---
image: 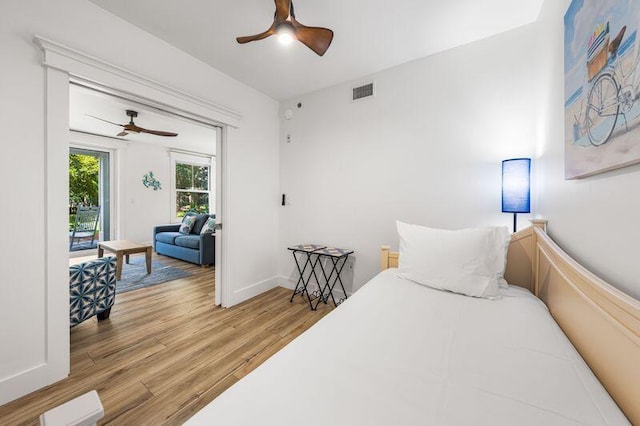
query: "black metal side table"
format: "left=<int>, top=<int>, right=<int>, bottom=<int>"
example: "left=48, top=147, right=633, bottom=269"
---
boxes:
left=312, top=247, right=354, bottom=310
left=288, top=244, right=354, bottom=311
left=288, top=244, right=326, bottom=310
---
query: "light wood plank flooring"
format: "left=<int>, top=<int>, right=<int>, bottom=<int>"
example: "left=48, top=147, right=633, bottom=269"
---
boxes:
left=0, top=253, right=332, bottom=425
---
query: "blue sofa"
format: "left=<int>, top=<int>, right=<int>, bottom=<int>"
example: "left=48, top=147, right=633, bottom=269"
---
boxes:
left=70, top=257, right=117, bottom=327
left=153, top=213, right=215, bottom=266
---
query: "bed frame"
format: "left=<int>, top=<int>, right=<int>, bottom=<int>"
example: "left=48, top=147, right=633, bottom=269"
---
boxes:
left=381, top=220, right=640, bottom=424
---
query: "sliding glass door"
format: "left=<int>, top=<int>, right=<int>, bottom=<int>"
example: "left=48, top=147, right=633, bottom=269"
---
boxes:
left=69, top=147, right=110, bottom=251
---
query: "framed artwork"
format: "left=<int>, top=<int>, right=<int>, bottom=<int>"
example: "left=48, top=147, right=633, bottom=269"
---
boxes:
left=565, top=0, right=640, bottom=179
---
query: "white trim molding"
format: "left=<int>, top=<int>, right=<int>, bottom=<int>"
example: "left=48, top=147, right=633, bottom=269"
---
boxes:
left=33, top=35, right=242, bottom=128
left=231, top=277, right=282, bottom=307
left=169, top=148, right=214, bottom=159
left=0, top=65, right=71, bottom=407
left=214, top=127, right=227, bottom=307
left=279, top=276, right=297, bottom=290
left=169, top=150, right=213, bottom=165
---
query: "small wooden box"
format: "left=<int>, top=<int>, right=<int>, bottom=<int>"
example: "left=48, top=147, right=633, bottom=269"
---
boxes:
left=587, top=41, right=609, bottom=81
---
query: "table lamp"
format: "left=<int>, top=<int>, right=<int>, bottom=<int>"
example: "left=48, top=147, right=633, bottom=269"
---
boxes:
left=502, top=158, right=531, bottom=232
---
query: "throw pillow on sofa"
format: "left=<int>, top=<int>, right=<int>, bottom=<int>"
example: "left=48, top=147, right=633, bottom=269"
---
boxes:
left=179, top=215, right=196, bottom=234
left=201, top=217, right=216, bottom=235
left=192, top=213, right=210, bottom=234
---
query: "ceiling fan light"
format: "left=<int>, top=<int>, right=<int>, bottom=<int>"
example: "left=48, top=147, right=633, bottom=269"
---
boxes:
left=276, top=23, right=295, bottom=45
left=278, top=32, right=294, bottom=44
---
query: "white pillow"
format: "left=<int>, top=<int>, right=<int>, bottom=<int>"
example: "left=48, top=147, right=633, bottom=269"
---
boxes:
left=396, top=222, right=510, bottom=299
left=200, top=217, right=216, bottom=235
left=491, top=226, right=511, bottom=288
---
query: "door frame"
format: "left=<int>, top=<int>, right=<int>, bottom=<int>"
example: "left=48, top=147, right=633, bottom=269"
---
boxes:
left=214, top=126, right=228, bottom=306
left=5, top=35, right=240, bottom=404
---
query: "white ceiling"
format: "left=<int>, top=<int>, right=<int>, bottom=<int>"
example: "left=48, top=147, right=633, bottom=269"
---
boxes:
left=89, top=0, right=544, bottom=101
left=69, top=84, right=217, bottom=153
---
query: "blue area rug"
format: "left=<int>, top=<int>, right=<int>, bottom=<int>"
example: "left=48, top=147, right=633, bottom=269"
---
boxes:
left=69, top=240, right=99, bottom=252
left=116, top=258, right=192, bottom=294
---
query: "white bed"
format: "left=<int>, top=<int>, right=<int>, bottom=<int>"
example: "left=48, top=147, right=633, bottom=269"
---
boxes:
left=186, top=223, right=639, bottom=425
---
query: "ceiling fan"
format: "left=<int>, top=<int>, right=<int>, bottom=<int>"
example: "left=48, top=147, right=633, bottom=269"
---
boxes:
left=87, top=110, right=178, bottom=137
left=236, top=0, right=334, bottom=56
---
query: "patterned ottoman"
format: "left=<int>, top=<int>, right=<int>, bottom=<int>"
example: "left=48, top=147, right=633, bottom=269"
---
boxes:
left=69, top=257, right=117, bottom=327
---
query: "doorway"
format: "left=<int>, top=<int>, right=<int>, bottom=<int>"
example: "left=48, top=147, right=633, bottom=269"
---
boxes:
left=68, top=81, right=225, bottom=300
left=68, top=147, right=111, bottom=251
left=10, top=36, right=238, bottom=407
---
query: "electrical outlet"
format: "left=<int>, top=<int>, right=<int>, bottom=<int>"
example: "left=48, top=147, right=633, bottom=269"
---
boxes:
left=286, top=134, right=291, bottom=144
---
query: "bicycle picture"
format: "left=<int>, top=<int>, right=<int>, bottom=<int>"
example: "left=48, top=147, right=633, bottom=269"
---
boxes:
left=565, top=0, right=640, bottom=178
left=585, top=24, right=640, bottom=146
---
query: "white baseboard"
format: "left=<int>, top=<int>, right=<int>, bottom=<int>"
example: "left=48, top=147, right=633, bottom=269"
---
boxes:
left=229, top=275, right=354, bottom=309
left=0, top=362, right=68, bottom=406
left=230, top=276, right=281, bottom=306
left=278, top=276, right=296, bottom=290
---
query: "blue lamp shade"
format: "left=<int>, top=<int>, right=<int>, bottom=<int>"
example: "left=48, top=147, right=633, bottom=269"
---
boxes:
left=502, top=158, right=531, bottom=213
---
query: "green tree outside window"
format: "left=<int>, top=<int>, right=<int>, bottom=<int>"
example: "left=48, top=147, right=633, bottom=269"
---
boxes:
left=175, top=162, right=210, bottom=218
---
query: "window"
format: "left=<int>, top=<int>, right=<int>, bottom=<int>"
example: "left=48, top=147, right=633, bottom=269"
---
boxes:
left=174, top=161, right=211, bottom=218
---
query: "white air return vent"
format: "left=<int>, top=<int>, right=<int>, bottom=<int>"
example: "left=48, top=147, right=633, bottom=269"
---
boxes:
left=351, top=82, right=375, bottom=102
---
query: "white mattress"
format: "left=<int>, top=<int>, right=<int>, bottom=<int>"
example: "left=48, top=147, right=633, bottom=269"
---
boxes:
left=186, top=269, right=629, bottom=425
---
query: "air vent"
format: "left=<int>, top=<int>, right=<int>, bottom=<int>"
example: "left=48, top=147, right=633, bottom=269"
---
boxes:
left=351, top=82, right=375, bottom=102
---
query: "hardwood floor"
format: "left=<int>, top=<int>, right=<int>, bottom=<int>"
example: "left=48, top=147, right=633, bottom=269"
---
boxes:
left=0, top=253, right=332, bottom=425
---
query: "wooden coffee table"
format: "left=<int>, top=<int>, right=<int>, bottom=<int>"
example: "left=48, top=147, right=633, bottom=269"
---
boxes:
left=98, top=240, right=152, bottom=281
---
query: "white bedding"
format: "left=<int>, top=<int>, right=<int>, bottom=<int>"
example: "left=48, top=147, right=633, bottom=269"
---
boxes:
left=186, top=269, right=629, bottom=425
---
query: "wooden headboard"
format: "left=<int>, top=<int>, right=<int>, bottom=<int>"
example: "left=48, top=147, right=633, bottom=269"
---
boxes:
left=380, top=221, right=640, bottom=424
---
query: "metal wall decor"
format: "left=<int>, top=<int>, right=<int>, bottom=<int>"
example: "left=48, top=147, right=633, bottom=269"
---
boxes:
left=142, top=171, right=162, bottom=190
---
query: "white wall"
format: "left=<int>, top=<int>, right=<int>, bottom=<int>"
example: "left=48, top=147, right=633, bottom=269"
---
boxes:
left=0, top=0, right=279, bottom=404
left=123, top=144, right=177, bottom=243
left=536, top=0, right=640, bottom=299
left=278, top=25, right=539, bottom=293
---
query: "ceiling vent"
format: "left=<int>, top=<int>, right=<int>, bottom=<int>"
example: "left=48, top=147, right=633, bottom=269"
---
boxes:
left=351, top=82, right=375, bottom=102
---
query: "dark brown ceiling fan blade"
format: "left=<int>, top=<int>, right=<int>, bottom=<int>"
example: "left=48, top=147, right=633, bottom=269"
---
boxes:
left=116, top=131, right=129, bottom=137
left=291, top=20, right=334, bottom=56
left=86, top=114, right=124, bottom=128
left=137, top=127, right=179, bottom=137
left=124, top=123, right=178, bottom=137
left=236, top=26, right=275, bottom=44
